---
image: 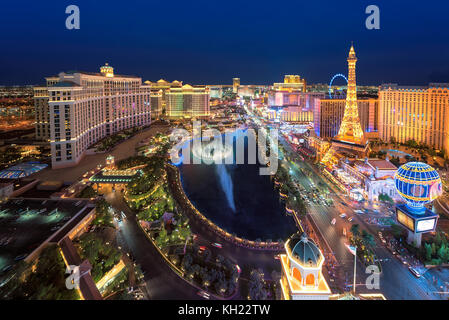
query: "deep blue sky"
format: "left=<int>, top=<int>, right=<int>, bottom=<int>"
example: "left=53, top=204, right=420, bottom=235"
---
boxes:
left=1, top=0, right=448, bottom=86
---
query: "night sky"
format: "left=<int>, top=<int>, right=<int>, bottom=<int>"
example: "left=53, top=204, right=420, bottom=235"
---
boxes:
left=1, top=0, right=448, bottom=86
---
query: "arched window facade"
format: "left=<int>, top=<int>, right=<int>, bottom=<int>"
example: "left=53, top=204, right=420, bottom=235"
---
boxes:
left=306, top=273, right=315, bottom=286
left=292, top=267, right=302, bottom=284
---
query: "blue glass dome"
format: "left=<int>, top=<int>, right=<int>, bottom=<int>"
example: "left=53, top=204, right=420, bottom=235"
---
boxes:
left=394, top=162, right=442, bottom=209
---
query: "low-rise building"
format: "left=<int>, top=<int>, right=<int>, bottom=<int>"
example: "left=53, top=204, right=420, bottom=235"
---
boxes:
left=280, top=233, right=332, bottom=300
left=330, top=157, right=400, bottom=202
left=0, top=183, right=13, bottom=200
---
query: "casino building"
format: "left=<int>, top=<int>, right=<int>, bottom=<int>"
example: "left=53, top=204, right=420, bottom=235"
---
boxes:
left=166, top=84, right=210, bottom=119
left=379, top=83, right=449, bottom=157
left=266, top=76, right=322, bottom=123
left=34, top=64, right=152, bottom=169
left=280, top=233, right=332, bottom=300
left=313, top=98, right=378, bottom=139
left=330, top=157, right=400, bottom=202
left=144, top=79, right=183, bottom=119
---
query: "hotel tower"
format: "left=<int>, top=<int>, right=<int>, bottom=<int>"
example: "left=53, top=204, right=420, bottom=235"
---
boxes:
left=34, top=64, right=152, bottom=169
left=379, top=83, right=449, bottom=157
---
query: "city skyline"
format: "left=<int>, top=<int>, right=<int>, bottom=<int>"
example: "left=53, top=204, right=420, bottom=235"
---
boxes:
left=1, top=1, right=449, bottom=86
left=1, top=0, right=449, bottom=306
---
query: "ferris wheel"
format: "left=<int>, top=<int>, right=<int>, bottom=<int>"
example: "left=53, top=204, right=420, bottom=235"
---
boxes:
left=329, top=73, right=348, bottom=99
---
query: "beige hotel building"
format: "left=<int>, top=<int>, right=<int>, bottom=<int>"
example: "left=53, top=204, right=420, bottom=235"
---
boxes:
left=144, top=79, right=183, bottom=119
left=34, top=64, right=152, bottom=169
left=378, top=83, right=449, bottom=157
left=166, top=84, right=210, bottom=119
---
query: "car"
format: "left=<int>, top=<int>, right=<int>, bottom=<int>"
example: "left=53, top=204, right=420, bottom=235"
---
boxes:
left=212, top=243, right=222, bottom=249
left=14, top=254, right=27, bottom=261
left=331, top=218, right=336, bottom=225
left=342, top=228, right=347, bottom=236
left=1, top=265, right=12, bottom=274
left=348, top=217, right=354, bottom=222
left=197, top=290, right=210, bottom=299
left=236, top=265, right=241, bottom=274
left=339, top=213, right=347, bottom=219
left=199, top=246, right=207, bottom=251
left=409, top=267, right=421, bottom=278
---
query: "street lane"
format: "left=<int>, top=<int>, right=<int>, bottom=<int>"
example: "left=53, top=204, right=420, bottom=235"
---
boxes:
left=106, top=192, right=202, bottom=300
left=279, top=135, right=441, bottom=299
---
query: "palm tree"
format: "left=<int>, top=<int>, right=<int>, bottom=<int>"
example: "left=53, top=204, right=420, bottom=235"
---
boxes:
left=362, top=230, right=375, bottom=247
left=350, top=224, right=361, bottom=239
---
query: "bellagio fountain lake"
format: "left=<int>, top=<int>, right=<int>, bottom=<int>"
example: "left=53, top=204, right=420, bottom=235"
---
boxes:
left=177, top=130, right=297, bottom=241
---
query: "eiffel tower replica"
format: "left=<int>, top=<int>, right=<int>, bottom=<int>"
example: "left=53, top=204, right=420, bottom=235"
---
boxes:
left=321, top=44, right=369, bottom=167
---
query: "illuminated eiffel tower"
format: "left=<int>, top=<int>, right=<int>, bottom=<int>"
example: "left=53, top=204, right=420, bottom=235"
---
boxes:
left=321, top=44, right=368, bottom=166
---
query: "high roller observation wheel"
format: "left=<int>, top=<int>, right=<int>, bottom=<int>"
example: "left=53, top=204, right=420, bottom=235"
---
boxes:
left=329, top=74, right=348, bottom=99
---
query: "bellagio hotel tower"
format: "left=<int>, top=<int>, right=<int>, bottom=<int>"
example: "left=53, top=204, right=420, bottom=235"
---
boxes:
left=34, top=64, right=151, bottom=169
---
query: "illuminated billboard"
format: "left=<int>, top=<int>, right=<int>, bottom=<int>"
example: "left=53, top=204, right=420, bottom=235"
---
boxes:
left=396, top=205, right=438, bottom=234
left=397, top=208, right=414, bottom=232
left=416, top=219, right=437, bottom=233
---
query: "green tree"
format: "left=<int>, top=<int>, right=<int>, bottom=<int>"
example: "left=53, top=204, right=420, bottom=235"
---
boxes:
left=362, top=230, right=375, bottom=247
left=248, top=269, right=267, bottom=300
left=424, top=243, right=432, bottom=262
left=350, top=224, right=361, bottom=239
left=25, top=245, right=79, bottom=300
left=391, top=224, right=404, bottom=239
left=78, top=185, right=97, bottom=198
left=437, top=243, right=449, bottom=263
left=93, top=199, right=114, bottom=227
left=379, top=193, right=394, bottom=204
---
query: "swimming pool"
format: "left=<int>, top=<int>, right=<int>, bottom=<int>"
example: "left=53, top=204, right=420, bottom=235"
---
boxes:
left=382, top=149, right=413, bottom=159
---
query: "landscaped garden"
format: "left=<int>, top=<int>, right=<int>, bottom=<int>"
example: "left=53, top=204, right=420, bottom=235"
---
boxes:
left=92, top=198, right=115, bottom=228
left=178, top=245, right=239, bottom=297
left=0, top=245, right=79, bottom=300
left=77, top=232, right=122, bottom=283
left=370, top=138, right=448, bottom=169
left=350, top=224, right=381, bottom=270
left=121, top=151, right=241, bottom=298
left=78, top=185, right=97, bottom=199
left=94, top=127, right=144, bottom=152
left=273, top=163, right=306, bottom=217
left=421, top=232, right=449, bottom=266
left=395, top=231, right=449, bottom=266
left=125, top=156, right=175, bottom=222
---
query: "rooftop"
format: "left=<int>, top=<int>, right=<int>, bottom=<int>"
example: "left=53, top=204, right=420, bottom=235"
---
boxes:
left=0, top=198, right=92, bottom=272
left=287, top=233, right=323, bottom=268
left=0, top=162, right=48, bottom=179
